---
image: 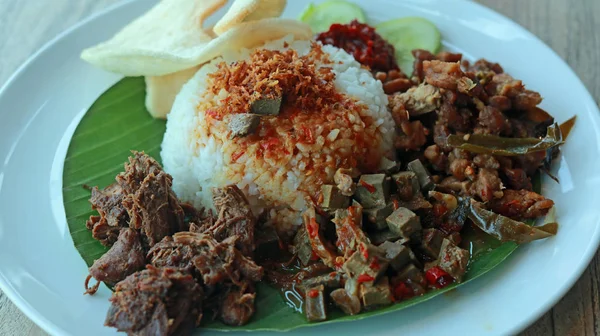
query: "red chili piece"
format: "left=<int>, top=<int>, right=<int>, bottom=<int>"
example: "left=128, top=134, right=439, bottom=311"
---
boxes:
left=369, top=258, right=380, bottom=271
left=310, top=250, right=320, bottom=261
left=307, top=289, right=320, bottom=298
left=357, top=274, right=375, bottom=283
left=316, top=20, right=399, bottom=73
left=393, top=282, right=414, bottom=300
left=392, top=199, right=399, bottom=210
left=359, top=243, right=369, bottom=260
left=359, top=180, right=376, bottom=193
left=307, top=217, right=319, bottom=238
left=425, top=266, right=454, bottom=289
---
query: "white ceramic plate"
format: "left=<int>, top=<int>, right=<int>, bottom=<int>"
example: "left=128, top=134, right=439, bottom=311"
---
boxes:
left=1, top=0, right=599, bottom=335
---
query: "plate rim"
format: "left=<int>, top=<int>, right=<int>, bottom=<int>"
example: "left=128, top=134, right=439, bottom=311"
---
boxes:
left=0, top=0, right=598, bottom=335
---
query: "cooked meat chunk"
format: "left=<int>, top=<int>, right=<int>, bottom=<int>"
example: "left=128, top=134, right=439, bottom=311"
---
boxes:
left=208, top=185, right=256, bottom=256
left=412, top=49, right=436, bottom=81
left=360, top=277, right=393, bottom=308
left=123, top=171, right=185, bottom=247
left=390, top=83, right=441, bottom=116
left=219, top=281, right=257, bottom=326
left=330, top=288, right=361, bottom=315
left=301, top=272, right=343, bottom=291
left=89, top=228, right=146, bottom=286
left=378, top=240, right=414, bottom=271
left=503, top=168, right=532, bottom=190
left=305, top=285, right=327, bottom=322
left=436, top=51, right=462, bottom=63
left=392, top=171, right=420, bottom=201
left=423, top=60, right=465, bottom=90
left=407, top=159, right=434, bottom=191
left=87, top=152, right=186, bottom=249
left=436, top=239, right=470, bottom=282
left=87, top=215, right=121, bottom=246
left=488, top=95, right=512, bottom=111
left=105, top=266, right=203, bottom=336
left=488, top=189, right=554, bottom=220
left=513, top=90, right=543, bottom=110
left=472, top=154, right=500, bottom=170
left=397, top=264, right=426, bottom=286
left=420, top=228, right=445, bottom=258
left=469, top=168, right=504, bottom=202
left=424, top=144, right=448, bottom=171
left=89, top=182, right=128, bottom=228
left=364, top=202, right=395, bottom=230
left=433, top=123, right=452, bottom=151
left=320, top=185, right=350, bottom=209
left=116, top=151, right=163, bottom=195
left=386, top=207, right=421, bottom=241
left=148, top=232, right=263, bottom=286
left=438, top=176, right=470, bottom=194
left=354, top=174, right=390, bottom=208
left=395, top=120, right=429, bottom=151
left=475, top=106, right=509, bottom=135
left=437, top=101, right=471, bottom=133
left=468, top=59, right=504, bottom=74
left=250, top=96, right=282, bottom=116
left=343, top=244, right=389, bottom=281
left=228, top=113, right=260, bottom=138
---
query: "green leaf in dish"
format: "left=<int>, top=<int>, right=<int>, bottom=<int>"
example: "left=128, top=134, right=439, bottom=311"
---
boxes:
left=376, top=17, right=442, bottom=76
left=64, top=77, right=542, bottom=331
left=446, top=123, right=564, bottom=156
left=299, top=0, right=366, bottom=33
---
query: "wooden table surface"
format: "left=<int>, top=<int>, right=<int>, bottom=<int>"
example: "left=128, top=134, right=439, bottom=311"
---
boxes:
left=0, top=0, right=599, bottom=335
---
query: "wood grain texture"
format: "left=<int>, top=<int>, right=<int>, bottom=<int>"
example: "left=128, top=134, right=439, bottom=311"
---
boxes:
left=0, top=0, right=598, bottom=335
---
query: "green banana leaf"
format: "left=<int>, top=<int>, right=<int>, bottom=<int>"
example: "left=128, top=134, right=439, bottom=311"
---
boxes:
left=63, top=77, right=538, bottom=331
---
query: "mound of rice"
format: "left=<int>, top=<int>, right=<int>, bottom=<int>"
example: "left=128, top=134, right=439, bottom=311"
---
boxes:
left=161, top=36, right=395, bottom=235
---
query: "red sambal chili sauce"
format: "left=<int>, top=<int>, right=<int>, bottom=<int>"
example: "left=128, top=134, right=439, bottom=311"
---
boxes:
left=316, top=20, right=399, bottom=73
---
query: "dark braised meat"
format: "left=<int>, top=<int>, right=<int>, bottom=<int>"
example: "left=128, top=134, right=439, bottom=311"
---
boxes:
left=88, top=228, right=146, bottom=287
left=89, top=182, right=128, bottom=228
left=148, top=231, right=263, bottom=326
left=86, top=215, right=121, bottom=247
left=105, top=266, right=203, bottom=336
left=87, top=183, right=128, bottom=246
left=123, top=170, right=185, bottom=247
left=148, top=232, right=263, bottom=286
left=200, top=185, right=257, bottom=256
left=86, top=151, right=186, bottom=249
left=219, top=281, right=257, bottom=326
left=116, top=151, right=163, bottom=195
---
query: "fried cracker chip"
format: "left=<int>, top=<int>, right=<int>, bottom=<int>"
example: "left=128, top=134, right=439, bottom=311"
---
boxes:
left=81, top=0, right=227, bottom=76
left=81, top=0, right=308, bottom=77
left=145, top=65, right=202, bottom=119
left=213, top=0, right=287, bottom=35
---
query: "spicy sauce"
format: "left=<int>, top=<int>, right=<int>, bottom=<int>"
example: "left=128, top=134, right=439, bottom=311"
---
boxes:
left=317, top=20, right=399, bottom=73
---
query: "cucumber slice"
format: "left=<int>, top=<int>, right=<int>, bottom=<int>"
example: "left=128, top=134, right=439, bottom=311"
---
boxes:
left=299, top=0, right=366, bottom=33
left=376, top=17, right=442, bottom=76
